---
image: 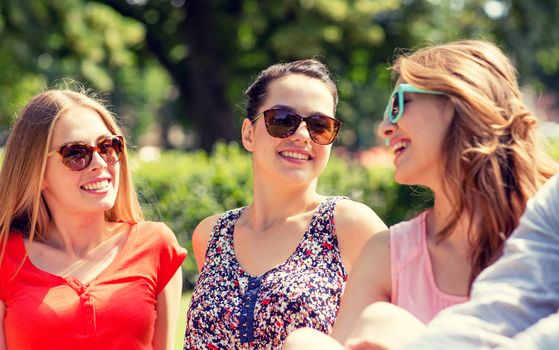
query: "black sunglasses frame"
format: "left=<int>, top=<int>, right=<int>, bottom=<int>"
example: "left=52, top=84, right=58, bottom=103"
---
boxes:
left=252, top=108, right=341, bottom=145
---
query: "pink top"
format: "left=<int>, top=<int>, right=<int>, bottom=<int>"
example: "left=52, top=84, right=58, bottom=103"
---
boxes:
left=390, top=211, right=468, bottom=324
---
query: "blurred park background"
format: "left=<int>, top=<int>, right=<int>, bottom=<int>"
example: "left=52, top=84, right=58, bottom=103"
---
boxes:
left=2, top=0, right=559, bottom=293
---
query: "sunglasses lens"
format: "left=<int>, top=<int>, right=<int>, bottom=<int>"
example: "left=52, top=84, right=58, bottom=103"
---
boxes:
left=260, top=109, right=339, bottom=145
left=59, top=144, right=93, bottom=171
left=57, top=136, right=124, bottom=171
left=390, top=93, right=400, bottom=122
left=306, top=115, right=340, bottom=145
left=263, top=109, right=301, bottom=138
left=98, top=136, right=124, bottom=164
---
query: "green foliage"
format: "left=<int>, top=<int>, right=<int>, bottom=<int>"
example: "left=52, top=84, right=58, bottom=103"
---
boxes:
left=318, top=153, right=433, bottom=226
left=2, top=0, right=559, bottom=150
left=0, top=0, right=173, bottom=143
left=133, top=143, right=254, bottom=287
left=175, top=291, right=192, bottom=349
left=133, top=143, right=432, bottom=288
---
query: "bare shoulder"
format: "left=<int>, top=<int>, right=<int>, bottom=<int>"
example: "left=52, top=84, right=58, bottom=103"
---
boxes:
left=192, top=213, right=222, bottom=249
left=333, top=199, right=388, bottom=272
left=191, top=213, right=223, bottom=271
left=350, top=228, right=392, bottom=274
left=334, top=199, right=387, bottom=233
left=362, top=229, right=391, bottom=261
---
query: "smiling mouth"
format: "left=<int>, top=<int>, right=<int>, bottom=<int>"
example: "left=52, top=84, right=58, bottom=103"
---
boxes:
left=81, top=179, right=110, bottom=191
left=279, top=151, right=312, bottom=160
left=392, top=141, right=409, bottom=156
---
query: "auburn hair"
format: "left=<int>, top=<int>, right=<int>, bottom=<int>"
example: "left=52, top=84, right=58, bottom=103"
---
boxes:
left=392, top=40, right=557, bottom=286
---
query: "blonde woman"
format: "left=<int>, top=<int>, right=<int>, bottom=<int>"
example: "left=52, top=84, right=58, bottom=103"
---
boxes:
left=0, top=89, right=186, bottom=350
left=285, top=40, right=557, bottom=349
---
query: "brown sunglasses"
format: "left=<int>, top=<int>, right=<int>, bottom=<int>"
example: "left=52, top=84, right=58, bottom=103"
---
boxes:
left=252, top=108, right=341, bottom=145
left=47, top=135, right=124, bottom=171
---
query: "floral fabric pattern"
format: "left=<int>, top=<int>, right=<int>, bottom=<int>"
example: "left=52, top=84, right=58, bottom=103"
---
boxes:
left=184, top=197, right=347, bottom=350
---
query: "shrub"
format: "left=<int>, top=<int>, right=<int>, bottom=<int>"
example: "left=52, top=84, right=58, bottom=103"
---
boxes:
left=133, top=142, right=433, bottom=288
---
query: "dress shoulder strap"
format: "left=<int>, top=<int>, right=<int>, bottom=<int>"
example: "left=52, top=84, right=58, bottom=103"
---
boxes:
left=204, top=207, right=245, bottom=261
left=292, top=196, right=348, bottom=279
left=306, top=196, right=347, bottom=236
left=390, top=211, right=428, bottom=274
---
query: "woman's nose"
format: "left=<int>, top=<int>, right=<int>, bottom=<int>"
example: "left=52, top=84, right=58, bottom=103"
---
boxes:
left=88, top=150, right=108, bottom=171
left=377, top=116, right=396, bottom=140
left=289, top=120, right=312, bottom=143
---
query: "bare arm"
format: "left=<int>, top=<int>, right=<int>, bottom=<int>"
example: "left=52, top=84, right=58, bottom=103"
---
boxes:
left=331, top=230, right=392, bottom=344
left=152, top=268, right=183, bottom=350
left=334, top=200, right=387, bottom=273
left=191, top=214, right=221, bottom=272
left=0, top=301, right=6, bottom=350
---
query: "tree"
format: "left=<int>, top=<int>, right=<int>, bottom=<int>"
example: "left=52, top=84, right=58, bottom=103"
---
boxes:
left=0, top=0, right=172, bottom=144
left=2, top=0, right=558, bottom=150
left=93, top=0, right=403, bottom=150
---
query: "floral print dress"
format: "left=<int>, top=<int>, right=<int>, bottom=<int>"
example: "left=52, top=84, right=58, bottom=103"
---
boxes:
left=184, top=197, right=348, bottom=350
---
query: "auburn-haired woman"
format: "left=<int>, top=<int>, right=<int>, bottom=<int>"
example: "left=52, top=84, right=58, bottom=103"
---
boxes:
left=285, top=40, right=558, bottom=349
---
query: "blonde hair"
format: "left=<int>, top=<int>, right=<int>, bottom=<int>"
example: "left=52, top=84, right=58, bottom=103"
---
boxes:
left=0, top=88, right=143, bottom=265
left=393, top=39, right=558, bottom=285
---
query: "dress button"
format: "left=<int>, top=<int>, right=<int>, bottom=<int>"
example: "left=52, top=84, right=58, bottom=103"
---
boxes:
left=81, top=293, right=90, bottom=302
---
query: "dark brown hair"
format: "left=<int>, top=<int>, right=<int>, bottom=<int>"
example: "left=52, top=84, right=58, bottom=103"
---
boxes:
left=245, top=59, right=338, bottom=120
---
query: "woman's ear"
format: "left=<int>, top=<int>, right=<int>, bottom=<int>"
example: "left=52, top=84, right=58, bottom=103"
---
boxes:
left=241, top=118, right=255, bottom=152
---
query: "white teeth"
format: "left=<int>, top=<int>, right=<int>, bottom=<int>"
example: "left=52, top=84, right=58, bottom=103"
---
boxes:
left=280, top=151, right=311, bottom=160
left=392, top=141, right=409, bottom=153
left=82, top=179, right=109, bottom=191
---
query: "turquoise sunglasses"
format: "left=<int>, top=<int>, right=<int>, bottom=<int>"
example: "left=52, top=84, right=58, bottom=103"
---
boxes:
left=384, top=83, right=445, bottom=124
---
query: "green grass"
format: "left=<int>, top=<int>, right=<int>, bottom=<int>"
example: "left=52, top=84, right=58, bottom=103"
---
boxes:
left=174, top=291, right=192, bottom=350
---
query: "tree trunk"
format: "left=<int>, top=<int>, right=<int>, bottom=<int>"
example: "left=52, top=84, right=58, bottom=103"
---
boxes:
left=93, top=0, right=235, bottom=151
left=180, top=1, right=235, bottom=151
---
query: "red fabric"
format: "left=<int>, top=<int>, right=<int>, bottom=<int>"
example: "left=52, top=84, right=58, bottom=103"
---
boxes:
left=0, top=221, right=187, bottom=350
